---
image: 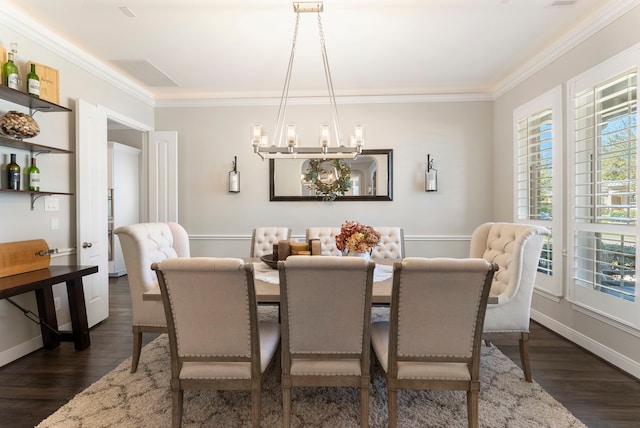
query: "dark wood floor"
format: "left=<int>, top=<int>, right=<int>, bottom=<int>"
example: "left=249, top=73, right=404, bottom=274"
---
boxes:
left=1, top=276, right=639, bottom=428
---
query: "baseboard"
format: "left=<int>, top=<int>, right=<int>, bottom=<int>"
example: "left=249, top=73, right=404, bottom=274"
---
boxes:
left=531, top=309, right=640, bottom=379
left=0, top=336, right=43, bottom=368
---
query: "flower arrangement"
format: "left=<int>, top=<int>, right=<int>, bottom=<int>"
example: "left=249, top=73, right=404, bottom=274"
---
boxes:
left=335, top=220, right=380, bottom=254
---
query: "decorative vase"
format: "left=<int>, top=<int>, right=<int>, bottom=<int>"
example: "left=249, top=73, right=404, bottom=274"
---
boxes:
left=347, top=251, right=371, bottom=261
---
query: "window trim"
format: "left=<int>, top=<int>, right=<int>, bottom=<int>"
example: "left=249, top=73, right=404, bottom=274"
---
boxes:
left=566, top=44, right=639, bottom=328
left=513, top=85, right=563, bottom=297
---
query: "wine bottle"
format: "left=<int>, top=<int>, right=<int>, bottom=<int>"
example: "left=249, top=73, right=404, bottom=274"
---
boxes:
left=26, top=63, right=40, bottom=98
left=27, top=157, right=40, bottom=191
left=2, top=49, right=19, bottom=90
left=7, top=153, right=20, bottom=190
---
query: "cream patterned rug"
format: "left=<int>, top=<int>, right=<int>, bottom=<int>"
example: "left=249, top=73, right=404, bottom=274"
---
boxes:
left=37, top=307, right=586, bottom=428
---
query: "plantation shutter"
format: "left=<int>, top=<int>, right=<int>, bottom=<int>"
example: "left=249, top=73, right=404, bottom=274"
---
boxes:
left=572, top=69, right=637, bottom=303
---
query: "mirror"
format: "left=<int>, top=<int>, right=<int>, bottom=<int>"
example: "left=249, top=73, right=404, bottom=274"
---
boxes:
left=269, top=149, right=393, bottom=201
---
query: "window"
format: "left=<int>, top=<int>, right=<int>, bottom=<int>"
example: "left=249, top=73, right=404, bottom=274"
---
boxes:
left=513, top=86, right=563, bottom=296
left=568, top=47, right=638, bottom=326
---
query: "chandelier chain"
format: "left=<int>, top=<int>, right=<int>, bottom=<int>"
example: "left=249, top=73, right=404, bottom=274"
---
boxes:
left=274, top=11, right=301, bottom=147
left=317, top=11, right=343, bottom=145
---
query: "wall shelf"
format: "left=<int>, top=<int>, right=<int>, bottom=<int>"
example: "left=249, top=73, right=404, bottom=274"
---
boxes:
left=0, top=86, right=73, bottom=210
left=0, top=85, right=70, bottom=114
left=0, top=135, right=72, bottom=155
left=0, top=189, right=74, bottom=210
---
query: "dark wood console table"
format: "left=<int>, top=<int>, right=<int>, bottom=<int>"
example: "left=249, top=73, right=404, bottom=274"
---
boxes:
left=0, top=265, right=98, bottom=350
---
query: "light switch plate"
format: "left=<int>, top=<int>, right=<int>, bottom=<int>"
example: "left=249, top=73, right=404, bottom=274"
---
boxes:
left=44, top=197, right=59, bottom=212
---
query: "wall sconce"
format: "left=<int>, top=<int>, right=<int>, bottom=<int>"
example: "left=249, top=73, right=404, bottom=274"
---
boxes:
left=228, top=156, right=240, bottom=193
left=425, top=154, right=437, bottom=192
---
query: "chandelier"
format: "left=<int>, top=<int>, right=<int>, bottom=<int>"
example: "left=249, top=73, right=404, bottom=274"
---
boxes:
left=251, top=1, right=364, bottom=160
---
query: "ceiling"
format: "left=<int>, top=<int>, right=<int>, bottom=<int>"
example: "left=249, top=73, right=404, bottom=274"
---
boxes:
left=2, top=0, right=636, bottom=101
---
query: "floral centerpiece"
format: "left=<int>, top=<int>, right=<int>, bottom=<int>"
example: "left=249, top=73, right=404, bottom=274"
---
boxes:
left=335, top=220, right=380, bottom=255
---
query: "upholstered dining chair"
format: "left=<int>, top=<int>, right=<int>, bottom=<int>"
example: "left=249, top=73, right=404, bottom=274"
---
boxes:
left=114, top=222, right=190, bottom=373
left=305, top=226, right=342, bottom=255
left=250, top=227, right=292, bottom=257
left=469, top=222, right=550, bottom=382
left=370, top=257, right=497, bottom=428
left=152, top=257, right=280, bottom=428
left=370, top=227, right=405, bottom=259
left=278, top=256, right=375, bottom=428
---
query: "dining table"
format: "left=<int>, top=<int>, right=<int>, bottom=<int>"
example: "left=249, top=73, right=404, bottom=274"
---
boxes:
left=142, top=257, right=498, bottom=305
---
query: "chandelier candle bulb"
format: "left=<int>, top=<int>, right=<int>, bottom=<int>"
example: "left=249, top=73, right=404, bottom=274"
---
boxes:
left=287, top=124, right=296, bottom=147
left=320, top=124, right=329, bottom=147
left=251, top=124, right=262, bottom=147
left=354, top=124, right=364, bottom=147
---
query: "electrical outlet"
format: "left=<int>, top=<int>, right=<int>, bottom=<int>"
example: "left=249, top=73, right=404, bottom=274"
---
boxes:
left=54, top=297, right=61, bottom=311
left=51, top=217, right=59, bottom=231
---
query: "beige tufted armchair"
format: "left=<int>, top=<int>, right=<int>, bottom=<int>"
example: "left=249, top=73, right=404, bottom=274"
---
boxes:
left=114, top=222, right=191, bottom=373
left=371, top=227, right=405, bottom=259
left=250, top=227, right=291, bottom=257
left=305, top=227, right=342, bottom=255
left=469, top=222, right=550, bottom=382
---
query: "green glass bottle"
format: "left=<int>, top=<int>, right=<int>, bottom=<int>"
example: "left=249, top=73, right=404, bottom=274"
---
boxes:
left=27, top=63, right=40, bottom=98
left=7, top=153, right=20, bottom=190
left=27, top=157, right=40, bottom=191
left=2, top=51, right=19, bottom=90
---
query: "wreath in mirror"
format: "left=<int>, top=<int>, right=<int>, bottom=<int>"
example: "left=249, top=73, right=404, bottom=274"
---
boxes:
left=302, top=159, right=352, bottom=201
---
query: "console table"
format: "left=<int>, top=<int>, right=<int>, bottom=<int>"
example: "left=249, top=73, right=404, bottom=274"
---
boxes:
left=0, top=265, right=98, bottom=350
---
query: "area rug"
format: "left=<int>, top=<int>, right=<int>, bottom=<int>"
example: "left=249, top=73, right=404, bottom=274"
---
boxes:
left=37, top=307, right=586, bottom=428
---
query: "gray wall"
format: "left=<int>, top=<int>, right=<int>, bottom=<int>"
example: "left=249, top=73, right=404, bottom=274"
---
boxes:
left=154, top=100, right=494, bottom=257
left=492, top=5, right=640, bottom=375
left=0, top=23, right=154, bottom=365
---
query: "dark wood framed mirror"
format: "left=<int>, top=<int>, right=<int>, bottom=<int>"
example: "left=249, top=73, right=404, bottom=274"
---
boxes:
left=269, top=149, right=393, bottom=201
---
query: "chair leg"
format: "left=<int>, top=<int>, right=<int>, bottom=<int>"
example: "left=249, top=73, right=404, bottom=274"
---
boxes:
left=172, top=387, right=183, bottom=428
left=519, top=332, right=532, bottom=382
left=251, top=386, right=261, bottom=428
left=131, top=329, right=143, bottom=373
left=360, top=382, right=369, bottom=428
left=387, top=384, right=398, bottom=428
left=467, top=388, right=479, bottom=428
left=282, top=376, right=292, bottom=428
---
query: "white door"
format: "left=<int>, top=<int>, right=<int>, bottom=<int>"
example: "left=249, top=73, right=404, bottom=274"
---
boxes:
left=76, top=99, right=109, bottom=327
left=148, top=131, right=179, bottom=222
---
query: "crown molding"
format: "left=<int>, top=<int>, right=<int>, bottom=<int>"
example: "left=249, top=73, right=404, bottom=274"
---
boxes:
left=2, top=1, right=638, bottom=106
left=153, top=93, right=494, bottom=108
left=493, top=0, right=640, bottom=99
left=0, top=3, right=155, bottom=107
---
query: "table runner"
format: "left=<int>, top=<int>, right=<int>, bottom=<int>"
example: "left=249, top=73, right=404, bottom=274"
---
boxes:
left=253, top=262, right=393, bottom=284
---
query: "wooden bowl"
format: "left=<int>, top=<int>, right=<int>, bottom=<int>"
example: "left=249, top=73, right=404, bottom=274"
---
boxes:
left=260, top=254, right=278, bottom=269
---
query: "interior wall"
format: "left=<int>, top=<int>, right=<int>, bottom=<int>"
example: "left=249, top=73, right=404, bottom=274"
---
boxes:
left=155, top=100, right=494, bottom=258
left=0, top=24, right=154, bottom=366
left=108, top=128, right=147, bottom=222
left=492, top=5, right=640, bottom=376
